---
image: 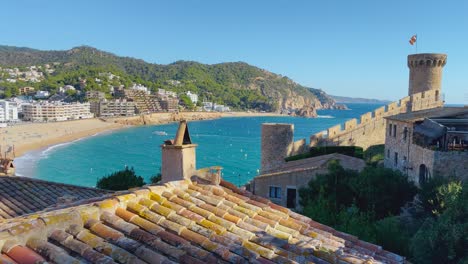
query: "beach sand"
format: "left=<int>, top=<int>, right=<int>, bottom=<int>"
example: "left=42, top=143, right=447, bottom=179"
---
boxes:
left=5, top=111, right=283, bottom=158
left=3, top=119, right=126, bottom=157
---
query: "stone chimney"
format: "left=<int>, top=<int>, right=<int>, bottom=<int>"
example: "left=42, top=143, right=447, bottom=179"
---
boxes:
left=161, top=120, right=197, bottom=183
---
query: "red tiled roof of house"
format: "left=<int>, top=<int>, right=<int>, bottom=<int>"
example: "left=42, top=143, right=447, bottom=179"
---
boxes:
left=0, top=176, right=112, bottom=220
left=0, top=178, right=405, bottom=263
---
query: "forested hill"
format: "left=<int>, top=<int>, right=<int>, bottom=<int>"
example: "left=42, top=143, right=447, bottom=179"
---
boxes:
left=0, top=45, right=338, bottom=114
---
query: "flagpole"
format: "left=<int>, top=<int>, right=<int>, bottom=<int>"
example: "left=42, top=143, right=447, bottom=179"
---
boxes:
left=416, top=34, right=418, bottom=54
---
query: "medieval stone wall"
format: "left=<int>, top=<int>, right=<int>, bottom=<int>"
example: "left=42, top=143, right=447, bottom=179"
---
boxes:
left=307, top=89, right=443, bottom=150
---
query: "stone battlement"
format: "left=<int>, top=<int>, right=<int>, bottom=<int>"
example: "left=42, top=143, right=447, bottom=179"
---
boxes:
left=407, top=53, right=447, bottom=68
left=308, top=89, right=443, bottom=150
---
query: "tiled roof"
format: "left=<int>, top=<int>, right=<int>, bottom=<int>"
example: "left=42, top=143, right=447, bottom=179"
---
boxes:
left=0, top=176, right=112, bottom=220
left=0, top=178, right=404, bottom=264
left=259, top=153, right=365, bottom=177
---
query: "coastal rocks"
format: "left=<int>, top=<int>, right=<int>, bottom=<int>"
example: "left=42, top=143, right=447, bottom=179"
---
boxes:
left=296, top=106, right=318, bottom=117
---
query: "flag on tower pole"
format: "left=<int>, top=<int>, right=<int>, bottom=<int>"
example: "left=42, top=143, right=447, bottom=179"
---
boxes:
left=409, top=35, right=417, bottom=45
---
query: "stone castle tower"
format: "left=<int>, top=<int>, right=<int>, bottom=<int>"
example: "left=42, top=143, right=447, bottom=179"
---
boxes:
left=260, top=123, right=294, bottom=174
left=408, top=53, right=447, bottom=96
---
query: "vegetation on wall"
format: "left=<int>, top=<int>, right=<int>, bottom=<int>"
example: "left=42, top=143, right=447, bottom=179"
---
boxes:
left=299, top=161, right=467, bottom=263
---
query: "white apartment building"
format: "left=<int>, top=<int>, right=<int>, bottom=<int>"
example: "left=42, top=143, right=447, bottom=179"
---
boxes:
left=35, top=90, right=50, bottom=99
left=157, top=88, right=177, bottom=98
left=0, top=101, right=19, bottom=122
left=186, top=91, right=198, bottom=104
left=130, top=84, right=150, bottom=94
left=90, top=99, right=136, bottom=117
left=22, top=102, right=93, bottom=122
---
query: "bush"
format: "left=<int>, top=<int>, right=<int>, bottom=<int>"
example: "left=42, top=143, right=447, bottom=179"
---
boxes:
left=350, top=166, right=418, bottom=219
left=410, top=182, right=467, bottom=263
left=96, top=167, right=145, bottom=191
left=363, top=144, right=385, bottom=165
left=375, top=216, right=411, bottom=257
left=418, top=176, right=462, bottom=216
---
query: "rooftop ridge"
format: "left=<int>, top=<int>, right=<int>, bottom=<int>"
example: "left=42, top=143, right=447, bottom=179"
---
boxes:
left=0, top=175, right=112, bottom=193
left=0, top=179, right=405, bottom=263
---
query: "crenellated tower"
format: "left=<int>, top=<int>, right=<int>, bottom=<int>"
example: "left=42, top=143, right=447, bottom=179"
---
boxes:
left=408, top=53, right=447, bottom=96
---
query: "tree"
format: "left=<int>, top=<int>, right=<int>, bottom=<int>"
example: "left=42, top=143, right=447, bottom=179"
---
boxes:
left=410, top=182, right=467, bottom=264
left=349, top=166, right=417, bottom=219
left=418, top=176, right=462, bottom=216
left=96, top=167, right=145, bottom=191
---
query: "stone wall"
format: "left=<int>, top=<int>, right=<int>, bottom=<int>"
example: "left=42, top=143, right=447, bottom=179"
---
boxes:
left=253, top=154, right=366, bottom=210
left=308, top=90, right=443, bottom=150
left=384, top=118, right=468, bottom=185
left=261, top=123, right=294, bottom=173
left=433, top=151, right=468, bottom=181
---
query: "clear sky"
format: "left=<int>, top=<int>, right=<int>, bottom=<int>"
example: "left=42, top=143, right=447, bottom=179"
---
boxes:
left=1, top=0, right=467, bottom=103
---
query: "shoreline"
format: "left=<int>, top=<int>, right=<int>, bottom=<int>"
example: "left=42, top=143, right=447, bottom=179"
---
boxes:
left=7, top=111, right=284, bottom=160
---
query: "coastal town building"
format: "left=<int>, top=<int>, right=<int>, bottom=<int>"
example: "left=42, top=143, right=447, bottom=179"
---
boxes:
left=18, top=86, right=35, bottom=95
left=247, top=123, right=366, bottom=210
left=129, top=83, right=150, bottom=94
left=157, top=88, right=177, bottom=98
left=214, top=103, right=231, bottom=112
left=158, top=96, right=179, bottom=112
left=0, top=100, right=19, bottom=122
left=186, top=91, right=199, bottom=104
left=384, top=107, right=468, bottom=185
left=90, top=99, right=136, bottom=117
left=85, top=90, right=106, bottom=101
left=58, top=85, right=76, bottom=94
left=22, top=102, right=93, bottom=121
left=114, top=88, right=162, bottom=113
left=0, top=121, right=404, bottom=263
left=34, top=90, right=50, bottom=99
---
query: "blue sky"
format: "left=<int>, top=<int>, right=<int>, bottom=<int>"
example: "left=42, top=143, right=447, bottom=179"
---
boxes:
left=1, top=0, right=467, bottom=103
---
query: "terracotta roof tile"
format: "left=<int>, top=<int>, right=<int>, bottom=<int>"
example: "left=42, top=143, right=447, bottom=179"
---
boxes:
left=0, top=176, right=112, bottom=221
left=0, top=179, right=405, bottom=263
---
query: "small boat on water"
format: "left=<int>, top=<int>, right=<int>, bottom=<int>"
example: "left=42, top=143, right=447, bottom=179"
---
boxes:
left=153, top=131, right=168, bottom=136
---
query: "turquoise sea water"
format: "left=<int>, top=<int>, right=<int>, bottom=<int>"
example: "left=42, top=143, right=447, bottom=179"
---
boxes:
left=15, top=103, right=383, bottom=187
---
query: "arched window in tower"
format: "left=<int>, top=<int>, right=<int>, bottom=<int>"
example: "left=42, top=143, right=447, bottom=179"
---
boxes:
left=419, top=164, right=428, bottom=184
left=435, top=90, right=440, bottom=101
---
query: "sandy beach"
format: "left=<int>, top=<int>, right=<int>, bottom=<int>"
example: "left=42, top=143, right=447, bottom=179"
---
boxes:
left=4, top=111, right=283, bottom=158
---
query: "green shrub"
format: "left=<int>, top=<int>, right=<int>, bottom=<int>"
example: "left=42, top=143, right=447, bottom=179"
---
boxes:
left=96, top=167, right=145, bottom=191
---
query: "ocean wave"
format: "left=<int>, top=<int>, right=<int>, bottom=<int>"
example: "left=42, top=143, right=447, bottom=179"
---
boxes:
left=317, top=115, right=335, bottom=118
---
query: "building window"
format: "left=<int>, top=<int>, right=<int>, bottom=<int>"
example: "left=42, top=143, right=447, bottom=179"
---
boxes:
left=387, top=149, right=390, bottom=158
left=286, top=188, right=297, bottom=209
left=394, top=152, right=398, bottom=166
left=419, top=164, right=428, bottom=184
left=403, top=127, right=408, bottom=141
left=269, top=186, right=281, bottom=199
left=388, top=124, right=392, bottom=136
left=393, top=124, right=397, bottom=137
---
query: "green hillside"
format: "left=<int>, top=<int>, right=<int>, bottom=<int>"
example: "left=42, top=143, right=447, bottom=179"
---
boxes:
left=0, top=45, right=337, bottom=113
